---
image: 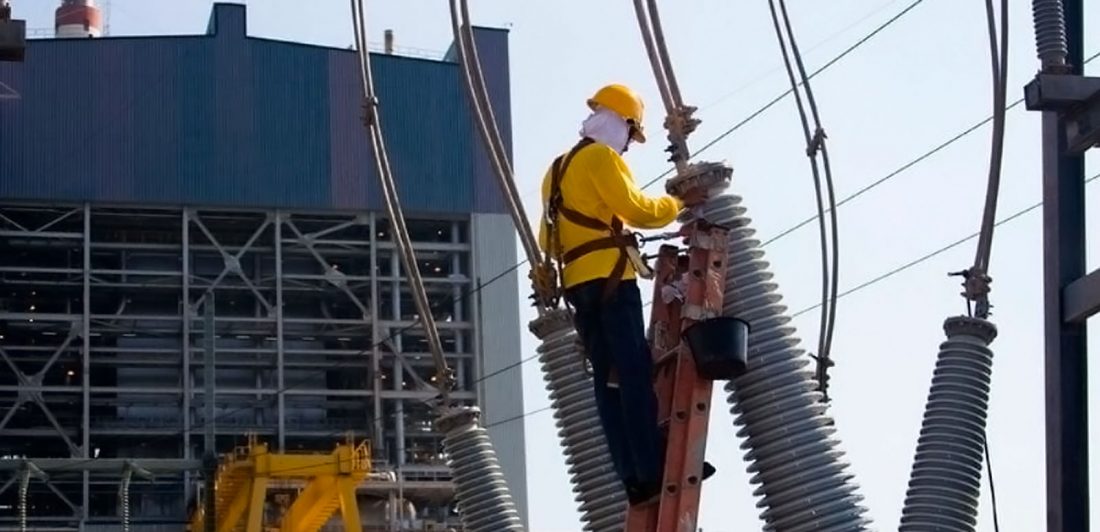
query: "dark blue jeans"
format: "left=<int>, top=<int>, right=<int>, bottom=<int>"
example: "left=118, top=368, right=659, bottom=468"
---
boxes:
left=566, top=278, right=663, bottom=489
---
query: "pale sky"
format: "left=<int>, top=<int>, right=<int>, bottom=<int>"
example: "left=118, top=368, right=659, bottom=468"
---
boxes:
left=12, top=1, right=1100, bottom=531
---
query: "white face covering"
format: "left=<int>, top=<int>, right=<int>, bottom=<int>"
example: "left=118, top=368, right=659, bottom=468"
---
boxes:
left=579, top=107, right=631, bottom=154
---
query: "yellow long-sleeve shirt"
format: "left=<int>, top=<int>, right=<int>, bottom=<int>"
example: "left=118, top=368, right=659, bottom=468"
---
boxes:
left=539, top=141, right=683, bottom=289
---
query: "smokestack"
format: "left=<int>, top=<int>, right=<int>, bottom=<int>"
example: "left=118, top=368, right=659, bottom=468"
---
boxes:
left=55, top=0, right=102, bottom=39
left=383, top=29, right=393, bottom=54
left=0, top=1, right=27, bottom=63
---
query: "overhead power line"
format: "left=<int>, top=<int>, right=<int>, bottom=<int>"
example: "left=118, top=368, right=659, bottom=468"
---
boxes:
left=791, top=172, right=1100, bottom=318
left=641, top=0, right=927, bottom=190
left=765, top=48, right=1100, bottom=248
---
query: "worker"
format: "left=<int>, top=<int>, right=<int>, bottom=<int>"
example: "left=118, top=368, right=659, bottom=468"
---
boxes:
left=537, top=83, right=714, bottom=506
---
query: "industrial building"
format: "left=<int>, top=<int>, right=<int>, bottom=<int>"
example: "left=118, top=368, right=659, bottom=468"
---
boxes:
left=0, top=2, right=528, bottom=530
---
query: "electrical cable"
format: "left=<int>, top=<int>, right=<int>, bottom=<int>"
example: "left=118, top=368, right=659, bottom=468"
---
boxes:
left=761, top=45, right=1098, bottom=248
left=766, top=0, right=841, bottom=398
left=964, top=0, right=1009, bottom=311
left=640, top=0, right=926, bottom=192
left=985, top=440, right=1001, bottom=532
left=777, top=0, right=842, bottom=385
left=632, top=0, right=697, bottom=172
left=350, top=0, right=452, bottom=399
left=790, top=171, right=1100, bottom=318
left=970, top=0, right=1009, bottom=527
left=448, top=0, right=546, bottom=312
left=699, top=0, right=911, bottom=112
left=168, top=403, right=558, bottom=482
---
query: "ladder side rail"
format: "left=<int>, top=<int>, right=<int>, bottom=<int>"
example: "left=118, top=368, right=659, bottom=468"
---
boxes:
left=655, top=223, right=728, bottom=529
left=625, top=222, right=729, bottom=532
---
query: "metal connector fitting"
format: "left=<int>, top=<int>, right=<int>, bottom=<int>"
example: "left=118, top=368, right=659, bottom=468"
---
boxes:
left=665, top=161, right=733, bottom=199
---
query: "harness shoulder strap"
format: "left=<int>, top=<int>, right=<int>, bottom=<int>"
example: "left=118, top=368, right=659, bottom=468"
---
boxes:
left=546, top=138, right=636, bottom=301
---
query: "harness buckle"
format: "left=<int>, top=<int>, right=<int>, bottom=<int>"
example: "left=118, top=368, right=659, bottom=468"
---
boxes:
left=624, top=232, right=655, bottom=279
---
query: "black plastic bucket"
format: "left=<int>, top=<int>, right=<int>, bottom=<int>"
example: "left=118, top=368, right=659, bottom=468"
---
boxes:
left=682, top=316, right=750, bottom=380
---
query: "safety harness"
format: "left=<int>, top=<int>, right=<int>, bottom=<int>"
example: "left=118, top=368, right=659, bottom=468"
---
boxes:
left=543, top=138, right=652, bottom=305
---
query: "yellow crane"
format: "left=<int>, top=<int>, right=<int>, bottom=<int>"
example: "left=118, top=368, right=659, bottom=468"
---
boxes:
left=188, top=436, right=371, bottom=532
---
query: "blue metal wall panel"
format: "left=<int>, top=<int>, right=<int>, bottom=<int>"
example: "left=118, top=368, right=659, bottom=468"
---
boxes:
left=469, top=28, right=512, bottom=214
left=0, top=4, right=510, bottom=215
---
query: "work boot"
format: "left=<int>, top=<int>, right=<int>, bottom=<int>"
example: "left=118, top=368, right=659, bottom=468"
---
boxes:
left=702, top=461, right=716, bottom=481
left=626, top=480, right=661, bottom=506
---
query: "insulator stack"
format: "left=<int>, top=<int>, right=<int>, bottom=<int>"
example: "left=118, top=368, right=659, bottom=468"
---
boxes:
left=899, top=316, right=997, bottom=531
left=120, top=470, right=132, bottom=532
left=696, top=194, right=872, bottom=531
left=437, top=406, right=525, bottom=532
left=530, top=310, right=628, bottom=532
left=18, top=471, right=29, bottom=532
left=1031, top=0, right=1069, bottom=71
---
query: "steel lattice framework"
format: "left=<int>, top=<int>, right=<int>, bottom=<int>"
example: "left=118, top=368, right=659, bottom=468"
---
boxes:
left=0, top=202, right=484, bottom=530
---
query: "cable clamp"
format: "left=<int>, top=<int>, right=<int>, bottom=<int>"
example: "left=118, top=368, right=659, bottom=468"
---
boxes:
left=806, top=127, right=827, bottom=157
left=663, top=105, right=701, bottom=139
left=808, top=352, right=834, bottom=402
left=360, top=97, right=380, bottom=126
left=949, top=267, right=993, bottom=318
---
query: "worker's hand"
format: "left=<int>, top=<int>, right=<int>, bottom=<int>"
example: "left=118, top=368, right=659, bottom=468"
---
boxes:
left=679, top=186, right=709, bottom=207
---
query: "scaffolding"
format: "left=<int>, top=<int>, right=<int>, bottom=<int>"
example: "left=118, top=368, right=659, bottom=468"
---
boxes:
left=0, top=202, right=480, bottom=529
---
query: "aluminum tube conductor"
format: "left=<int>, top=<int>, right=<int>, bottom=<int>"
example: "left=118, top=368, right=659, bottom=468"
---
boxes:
left=437, top=406, right=525, bottom=532
left=695, top=194, right=872, bottom=531
left=899, top=316, right=997, bottom=531
left=530, top=310, right=628, bottom=531
left=1031, top=0, right=1069, bottom=71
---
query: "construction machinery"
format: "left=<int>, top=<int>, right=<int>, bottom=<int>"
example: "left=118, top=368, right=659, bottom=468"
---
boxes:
left=188, top=436, right=371, bottom=532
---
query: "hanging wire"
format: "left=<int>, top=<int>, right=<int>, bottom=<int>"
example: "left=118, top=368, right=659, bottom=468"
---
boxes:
left=766, top=0, right=841, bottom=400
left=974, top=0, right=1008, bottom=527
left=449, top=0, right=561, bottom=313
left=644, top=0, right=685, bottom=110
left=631, top=0, right=698, bottom=171
left=961, top=0, right=1010, bottom=322
left=349, top=0, right=453, bottom=401
left=985, top=440, right=1001, bottom=532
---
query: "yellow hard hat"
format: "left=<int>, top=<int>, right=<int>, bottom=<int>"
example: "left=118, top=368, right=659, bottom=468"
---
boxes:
left=587, top=84, right=646, bottom=143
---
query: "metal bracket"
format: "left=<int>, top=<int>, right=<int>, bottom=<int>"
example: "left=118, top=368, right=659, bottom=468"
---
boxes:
left=1063, top=267, right=1100, bottom=324
left=1024, top=73, right=1100, bottom=153
left=949, top=267, right=993, bottom=319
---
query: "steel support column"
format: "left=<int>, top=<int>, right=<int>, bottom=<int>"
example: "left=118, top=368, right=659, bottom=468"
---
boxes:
left=182, top=209, right=193, bottom=505
left=275, top=212, right=286, bottom=451
left=369, top=213, right=385, bottom=458
left=202, top=294, right=216, bottom=532
left=182, top=210, right=192, bottom=452
left=1042, top=1, right=1089, bottom=530
left=81, top=204, right=90, bottom=522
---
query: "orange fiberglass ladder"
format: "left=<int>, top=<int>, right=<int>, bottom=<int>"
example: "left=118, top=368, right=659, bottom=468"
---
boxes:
left=625, top=165, right=747, bottom=532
